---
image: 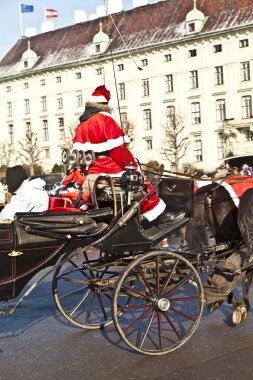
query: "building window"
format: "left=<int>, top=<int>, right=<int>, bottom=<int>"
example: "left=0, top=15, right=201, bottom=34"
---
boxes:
left=143, top=109, right=152, bottom=130
left=118, top=64, right=124, bottom=71
left=142, top=79, right=150, bottom=96
left=45, top=149, right=50, bottom=159
left=40, top=79, right=45, bottom=86
left=189, top=70, right=198, bottom=89
left=7, top=102, right=12, bottom=117
left=242, top=95, right=252, bottom=119
left=6, top=86, right=11, bottom=92
left=118, top=83, right=126, bottom=100
left=141, top=58, right=148, bottom=67
left=24, top=99, right=30, bottom=114
left=166, top=105, right=175, bottom=125
left=75, top=72, right=81, bottom=79
left=96, top=68, right=102, bottom=75
left=24, top=60, right=28, bottom=68
left=23, top=82, right=29, bottom=89
left=56, top=76, right=62, bottom=83
left=144, top=139, right=153, bottom=150
left=95, top=44, right=100, bottom=53
left=216, top=99, right=226, bottom=122
left=56, top=93, right=63, bottom=110
left=188, top=22, right=195, bottom=32
left=8, top=124, right=14, bottom=144
left=41, top=96, right=47, bottom=112
left=164, top=54, right=172, bottom=62
left=213, top=44, right=222, bottom=53
left=214, top=66, right=224, bottom=85
left=244, top=129, right=253, bottom=142
left=191, top=102, right=201, bottom=124
left=165, top=74, right=173, bottom=93
left=217, top=133, right=225, bottom=160
left=76, top=90, right=83, bottom=107
left=120, top=112, right=128, bottom=130
left=58, top=118, right=65, bottom=140
left=25, top=121, right=31, bottom=135
left=42, top=119, right=49, bottom=141
left=240, top=61, right=250, bottom=82
left=239, top=39, right=249, bottom=48
left=189, top=49, right=197, bottom=57
left=193, top=137, right=203, bottom=161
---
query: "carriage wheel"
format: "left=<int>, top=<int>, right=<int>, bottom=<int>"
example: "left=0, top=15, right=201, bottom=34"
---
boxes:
left=53, top=248, right=120, bottom=329
left=112, top=250, right=204, bottom=355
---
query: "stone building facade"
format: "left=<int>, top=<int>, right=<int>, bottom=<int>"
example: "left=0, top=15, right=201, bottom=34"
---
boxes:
left=0, top=0, right=252, bottom=173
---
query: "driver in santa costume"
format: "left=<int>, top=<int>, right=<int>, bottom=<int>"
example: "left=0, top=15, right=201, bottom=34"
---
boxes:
left=72, top=85, right=184, bottom=226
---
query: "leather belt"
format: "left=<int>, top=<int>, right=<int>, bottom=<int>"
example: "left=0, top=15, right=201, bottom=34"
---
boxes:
left=95, top=151, right=109, bottom=158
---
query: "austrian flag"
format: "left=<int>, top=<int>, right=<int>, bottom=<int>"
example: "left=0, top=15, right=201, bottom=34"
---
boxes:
left=45, top=8, right=58, bottom=18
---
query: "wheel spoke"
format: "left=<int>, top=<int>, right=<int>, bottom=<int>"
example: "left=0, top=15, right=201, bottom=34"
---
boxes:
left=122, top=283, right=152, bottom=301
left=170, top=295, right=201, bottom=302
left=139, top=310, right=156, bottom=349
left=157, top=311, right=163, bottom=351
left=137, top=265, right=155, bottom=297
left=97, top=292, right=109, bottom=321
left=161, top=259, right=179, bottom=294
left=124, top=307, right=153, bottom=333
left=162, top=311, right=182, bottom=340
left=85, top=291, right=95, bottom=324
left=164, top=272, right=196, bottom=297
left=169, top=306, right=196, bottom=321
left=70, top=289, right=91, bottom=317
left=156, top=256, right=160, bottom=293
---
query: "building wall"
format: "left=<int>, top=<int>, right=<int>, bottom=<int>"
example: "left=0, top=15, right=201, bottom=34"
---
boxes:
left=0, top=25, right=253, bottom=173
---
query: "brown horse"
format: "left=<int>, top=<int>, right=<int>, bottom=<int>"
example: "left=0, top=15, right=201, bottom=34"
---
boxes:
left=187, top=178, right=252, bottom=324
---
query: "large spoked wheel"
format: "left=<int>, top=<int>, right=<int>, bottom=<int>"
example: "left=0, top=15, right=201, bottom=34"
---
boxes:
left=53, top=248, right=119, bottom=329
left=112, top=250, right=204, bottom=355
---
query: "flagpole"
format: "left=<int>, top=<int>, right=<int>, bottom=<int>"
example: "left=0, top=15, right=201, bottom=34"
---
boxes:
left=19, top=2, right=24, bottom=37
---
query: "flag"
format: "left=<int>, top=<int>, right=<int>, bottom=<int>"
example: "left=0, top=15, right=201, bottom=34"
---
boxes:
left=45, top=9, right=58, bottom=18
left=20, top=4, right=34, bottom=13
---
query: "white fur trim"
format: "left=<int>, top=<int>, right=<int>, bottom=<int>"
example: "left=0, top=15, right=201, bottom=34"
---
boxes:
left=143, top=198, right=166, bottom=221
left=88, top=95, right=108, bottom=103
left=73, top=134, right=130, bottom=153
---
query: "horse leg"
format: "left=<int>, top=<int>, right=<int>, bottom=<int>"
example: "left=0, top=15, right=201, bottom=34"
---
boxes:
left=230, top=270, right=253, bottom=324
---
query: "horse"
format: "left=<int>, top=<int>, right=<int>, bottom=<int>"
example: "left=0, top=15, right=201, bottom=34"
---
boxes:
left=187, top=176, right=253, bottom=324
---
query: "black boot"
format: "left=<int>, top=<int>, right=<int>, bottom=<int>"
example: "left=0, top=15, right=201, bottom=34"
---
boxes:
left=156, top=210, right=185, bottom=227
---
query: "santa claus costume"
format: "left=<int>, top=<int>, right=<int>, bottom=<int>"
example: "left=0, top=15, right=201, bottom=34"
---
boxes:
left=73, top=85, right=184, bottom=223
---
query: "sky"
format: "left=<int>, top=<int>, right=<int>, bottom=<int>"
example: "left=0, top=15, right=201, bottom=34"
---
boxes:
left=0, top=0, right=155, bottom=60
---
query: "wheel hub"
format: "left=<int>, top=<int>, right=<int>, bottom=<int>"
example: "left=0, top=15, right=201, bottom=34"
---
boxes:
left=156, top=297, right=170, bottom=311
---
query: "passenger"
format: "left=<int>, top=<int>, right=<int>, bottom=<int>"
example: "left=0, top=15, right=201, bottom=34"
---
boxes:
left=0, top=165, right=49, bottom=221
left=240, top=164, right=251, bottom=176
left=72, top=85, right=184, bottom=226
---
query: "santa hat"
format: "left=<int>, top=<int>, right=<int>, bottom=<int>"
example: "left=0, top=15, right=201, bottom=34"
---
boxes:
left=88, top=85, right=111, bottom=103
left=6, top=165, right=28, bottom=194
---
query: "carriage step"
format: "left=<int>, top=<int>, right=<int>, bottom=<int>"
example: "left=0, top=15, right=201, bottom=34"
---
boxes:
left=143, top=217, right=189, bottom=241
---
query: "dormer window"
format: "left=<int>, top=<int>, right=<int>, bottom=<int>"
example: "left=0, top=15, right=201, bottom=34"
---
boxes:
left=185, top=0, right=207, bottom=34
left=92, top=21, right=110, bottom=55
left=21, top=40, right=38, bottom=70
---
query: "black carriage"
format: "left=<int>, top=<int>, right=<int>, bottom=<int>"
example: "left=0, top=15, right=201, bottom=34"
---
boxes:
left=0, top=172, right=245, bottom=355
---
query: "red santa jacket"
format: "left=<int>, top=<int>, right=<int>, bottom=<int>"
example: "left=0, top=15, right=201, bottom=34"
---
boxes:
left=73, top=108, right=135, bottom=175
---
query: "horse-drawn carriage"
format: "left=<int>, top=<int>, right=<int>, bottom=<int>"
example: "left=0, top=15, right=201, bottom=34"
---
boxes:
left=0, top=165, right=252, bottom=355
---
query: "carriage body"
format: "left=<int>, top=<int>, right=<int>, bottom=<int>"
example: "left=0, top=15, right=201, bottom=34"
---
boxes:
left=0, top=175, right=203, bottom=356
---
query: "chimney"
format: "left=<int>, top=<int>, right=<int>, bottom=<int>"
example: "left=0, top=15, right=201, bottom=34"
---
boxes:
left=96, top=5, right=106, bottom=17
left=108, top=0, right=123, bottom=13
left=74, top=10, right=87, bottom=24
left=25, top=27, right=37, bottom=37
left=41, top=21, right=54, bottom=33
left=132, top=0, right=149, bottom=8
